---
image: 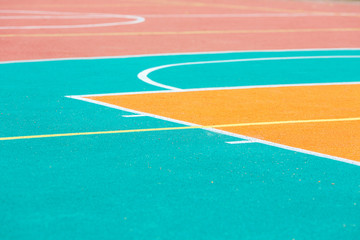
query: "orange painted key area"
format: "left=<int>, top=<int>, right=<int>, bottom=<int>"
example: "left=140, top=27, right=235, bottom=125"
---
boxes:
left=87, top=84, right=360, bottom=161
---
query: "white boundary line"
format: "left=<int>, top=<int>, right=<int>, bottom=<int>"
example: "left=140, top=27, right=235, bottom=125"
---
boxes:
left=72, top=81, right=360, bottom=98
left=122, top=114, right=146, bottom=118
left=66, top=96, right=360, bottom=167
left=0, top=10, right=145, bottom=30
left=137, top=55, right=360, bottom=90
left=0, top=15, right=141, bottom=20
left=226, top=140, right=256, bottom=144
left=141, top=13, right=360, bottom=18
left=66, top=50, right=360, bottom=166
left=3, top=11, right=359, bottom=20
left=1, top=47, right=359, bottom=65
left=2, top=48, right=360, bottom=166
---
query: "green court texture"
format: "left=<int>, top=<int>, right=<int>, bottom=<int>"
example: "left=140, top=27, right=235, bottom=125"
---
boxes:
left=1, top=49, right=360, bottom=239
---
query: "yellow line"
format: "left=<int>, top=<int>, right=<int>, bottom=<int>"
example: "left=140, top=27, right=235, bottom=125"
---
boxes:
left=2, top=0, right=356, bottom=15
left=0, top=0, right=312, bottom=13
left=150, top=0, right=312, bottom=13
left=150, top=0, right=360, bottom=16
left=2, top=117, right=360, bottom=141
left=1, top=28, right=360, bottom=38
left=213, top=117, right=360, bottom=128
left=0, top=3, right=160, bottom=8
left=1, top=0, right=154, bottom=8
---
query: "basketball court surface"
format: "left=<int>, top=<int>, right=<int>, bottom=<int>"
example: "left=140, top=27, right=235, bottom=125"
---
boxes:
left=1, top=0, right=360, bottom=239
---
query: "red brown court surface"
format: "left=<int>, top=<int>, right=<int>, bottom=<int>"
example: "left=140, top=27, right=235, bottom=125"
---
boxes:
left=1, top=0, right=360, bottom=61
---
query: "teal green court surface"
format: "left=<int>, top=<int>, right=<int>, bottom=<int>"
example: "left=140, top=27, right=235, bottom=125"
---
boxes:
left=1, top=49, right=360, bottom=239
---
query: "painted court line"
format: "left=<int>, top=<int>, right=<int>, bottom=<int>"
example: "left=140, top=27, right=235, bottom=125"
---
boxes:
left=2, top=49, right=360, bottom=166
left=122, top=114, right=146, bottom=118
left=66, top=50, right=360, bottom=166
left=1, top=28, right=360, bottom=37
left=131, top=53, right=360, bottom=165
left=0, top=3, right=159, bottom=8
left=137, top=55, right=360, bottom=90
left=5, top=13, right=360, bottom=20
left=151, top=0, right=317, bottom=13
left=69, top=96, right=360, bottom=167
left=2, top=116, right=360, bottom=139
left=0, top=10, right=143, bottom=20
left=226, top=140, right=256, bottom=144
left=0, top=10, right=145, bottom=30
left=3, top=95, right=360, bottom=167
left=68, top=82, right=360, bottom=99
left=0, top=10, right=80, bottom=15
left=153, top=0, right=360, bottom=18
left=1, top=48, right=359, bottom=65
left=142, top=13, right=360, bottom=18
left=0, top=15, right=142, bottom=20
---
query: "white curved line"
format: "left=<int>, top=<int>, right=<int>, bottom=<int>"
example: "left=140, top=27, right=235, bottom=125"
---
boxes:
left=138, top=66, right=182, bottom=90
left=0, top=10, right=145, bottom=29
left=1, top=48, right=360, bottom=165
left=142, top=13, right=360, bottom=18
left=138, top=55, right=360, bottom=90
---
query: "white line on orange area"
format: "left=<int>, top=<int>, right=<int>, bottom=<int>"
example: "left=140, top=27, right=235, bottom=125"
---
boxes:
left=69, top=81, right=360, bottom=98
left=142, top=13, right=360, bottom=18
left=0, top=10, right=145, bottom=29
left=67, top=95, right=201, bottom=127
left=137, top=55, right=360, bottom=90
left=122, top=114, right=146, bottom=118
left=67, top=96, right=360, bottom=167
left=4, top=28, right=360, bottom=37
left=5, top=117, right=360, bottom=141
left=226, top=140, right=256, bottom=144
left=65, top=50, right=360, bottom=166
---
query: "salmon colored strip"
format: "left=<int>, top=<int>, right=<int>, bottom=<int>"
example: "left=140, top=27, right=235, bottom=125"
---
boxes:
left=1, top=28, right=360, bottom=38
left=151, top=0, right=303, bottom=13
